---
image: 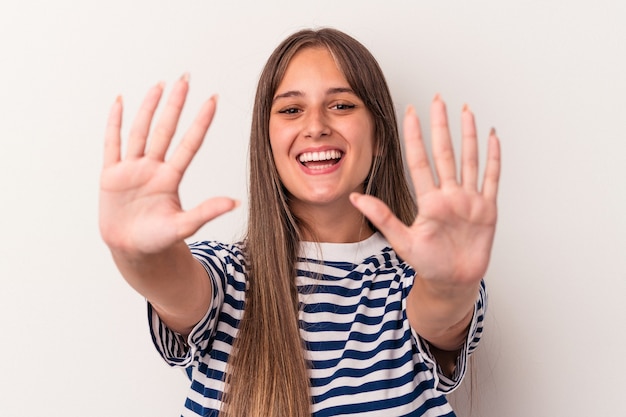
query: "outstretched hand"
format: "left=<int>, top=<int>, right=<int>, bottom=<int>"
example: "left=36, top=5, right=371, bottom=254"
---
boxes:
left=351, top=95, right=501, bottom=292
left=99, top=75, right=238, bottom=256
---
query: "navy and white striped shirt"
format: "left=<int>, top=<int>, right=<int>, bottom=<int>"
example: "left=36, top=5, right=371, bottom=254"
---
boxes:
left=149, top=232, right=486, bottom=417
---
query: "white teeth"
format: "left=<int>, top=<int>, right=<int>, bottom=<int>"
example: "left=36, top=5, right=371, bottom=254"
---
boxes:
left=298, top=150, right=342, bottom=163
left=308, top=163, right=334, bottom=170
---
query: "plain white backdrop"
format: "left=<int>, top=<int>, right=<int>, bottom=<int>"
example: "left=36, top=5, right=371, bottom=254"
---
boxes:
left=1, top=1, right=625, bottom=416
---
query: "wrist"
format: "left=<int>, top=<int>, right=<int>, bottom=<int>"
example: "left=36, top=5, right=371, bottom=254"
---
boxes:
left=407, top=278, right=479, bottom=351
left=414, top=275, right=480, bottom=303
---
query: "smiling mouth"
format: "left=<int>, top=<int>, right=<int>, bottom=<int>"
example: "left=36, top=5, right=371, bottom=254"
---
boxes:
left=298, top=150, right=343, bottom=170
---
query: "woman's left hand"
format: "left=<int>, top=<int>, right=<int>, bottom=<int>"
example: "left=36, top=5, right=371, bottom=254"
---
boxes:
left=351, top=95, right=501, bottom=294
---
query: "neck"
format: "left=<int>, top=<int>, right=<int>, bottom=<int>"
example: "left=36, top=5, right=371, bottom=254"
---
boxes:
left=291, top=199, right=374, bottom=243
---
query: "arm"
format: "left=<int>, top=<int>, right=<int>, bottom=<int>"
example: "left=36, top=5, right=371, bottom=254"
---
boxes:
left=110, top=242, right=213, bottom=337
left=99, top=75, right=238, bottom=336
left=351, top=95, right=501, bottom=373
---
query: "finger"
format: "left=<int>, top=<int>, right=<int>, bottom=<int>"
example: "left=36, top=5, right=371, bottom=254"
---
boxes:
left=461, top=104, right=479, bottom=191
left=431, top=95, right=457, bottom=186
left=103, top=96, right=123, bottom=168
left=350, top=193, right=412, bottom=254
left=481, top=128, right=501, bottom=201
left=404, top=105, right=436, bottom=196
left=175, top=197, right=240, bottom=239
left=169, top=95, right=218, bottom=175
left=126, top=82, right=165, bottom=158
left=147, top=73, right=190, bottom=160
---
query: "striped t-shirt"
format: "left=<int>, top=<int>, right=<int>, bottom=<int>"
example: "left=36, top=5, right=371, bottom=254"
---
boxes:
left=149, top=232, right=486, bottom=417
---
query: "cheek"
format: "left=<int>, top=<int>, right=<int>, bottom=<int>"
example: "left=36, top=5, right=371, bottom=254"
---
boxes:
left=268, top=126, right=283, bottom=161
left=358, top=122, right=376, bottom=159
left=269, top=119, right=293, bottom=154
left=268, top=119, right=278, bottom=148
left=268, top=131, right=290, bottom=180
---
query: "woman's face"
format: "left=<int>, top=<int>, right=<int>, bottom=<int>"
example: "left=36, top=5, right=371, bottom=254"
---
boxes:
left=269, top=47, right=375, bottom=213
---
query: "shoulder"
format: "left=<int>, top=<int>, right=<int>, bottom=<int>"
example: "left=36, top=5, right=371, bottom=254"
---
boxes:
left=188, top=241, right=247, bottom=293
left=189, top=240, right=246, bottom=265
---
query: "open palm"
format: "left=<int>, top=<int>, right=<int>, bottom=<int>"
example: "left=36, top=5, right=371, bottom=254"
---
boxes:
left=352, top=96, right=501, bottom=288
left=99, top=77, right=237, bottom=256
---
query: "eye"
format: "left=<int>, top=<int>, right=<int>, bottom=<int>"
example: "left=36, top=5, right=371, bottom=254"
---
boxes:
left=331, top=102, right=356, bottom=111
left=278, top=107, right=302, bottom=115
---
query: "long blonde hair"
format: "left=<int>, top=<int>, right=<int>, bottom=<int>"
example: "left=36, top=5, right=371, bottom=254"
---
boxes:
left=221, top=28, right=416, bottom=416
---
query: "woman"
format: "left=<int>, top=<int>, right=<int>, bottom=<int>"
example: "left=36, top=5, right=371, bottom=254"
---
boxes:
left=99, top=28, right=500, bottom=417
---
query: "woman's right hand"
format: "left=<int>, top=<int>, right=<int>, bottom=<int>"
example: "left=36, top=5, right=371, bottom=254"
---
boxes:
left=99, top=75, right=239, bottom=257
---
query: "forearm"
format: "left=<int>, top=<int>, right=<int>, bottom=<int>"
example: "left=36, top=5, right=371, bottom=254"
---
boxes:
left=407, top=278, right=479, bottom=352
left=110, top=241, right=211, bottom=336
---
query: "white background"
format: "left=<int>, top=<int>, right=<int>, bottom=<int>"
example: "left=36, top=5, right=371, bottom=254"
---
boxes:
left=1, top=1, right=625, bottom=416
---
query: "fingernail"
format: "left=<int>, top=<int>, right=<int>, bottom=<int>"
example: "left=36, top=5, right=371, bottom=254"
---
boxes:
left=433, top=93, right=441, bottom=102
left=115, top=95, right=123, bottom=104
left=406, top=105, right=415, bottom=115
left=156, top=81, right=166, bottom=90
left=181, top=72, right=190, bottom=82
left=462, top=103, right=471, bottom=112
left=490, top=127, right=497, bottom=136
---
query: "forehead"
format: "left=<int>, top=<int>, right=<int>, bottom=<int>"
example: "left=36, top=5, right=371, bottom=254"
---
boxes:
left=275, top=47, right=350, bottom=92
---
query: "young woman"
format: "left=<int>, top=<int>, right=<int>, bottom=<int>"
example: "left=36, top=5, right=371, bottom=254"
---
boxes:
left=99, top=28, right=500, bottom=417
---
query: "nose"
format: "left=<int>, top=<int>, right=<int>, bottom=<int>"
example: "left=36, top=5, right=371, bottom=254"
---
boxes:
left=303, top=108, right=331, bottom=139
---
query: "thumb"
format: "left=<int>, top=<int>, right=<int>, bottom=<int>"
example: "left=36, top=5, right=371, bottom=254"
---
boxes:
left=349, top=193, right=411, bottom=252
left=176, top=197, right=240, bottom=239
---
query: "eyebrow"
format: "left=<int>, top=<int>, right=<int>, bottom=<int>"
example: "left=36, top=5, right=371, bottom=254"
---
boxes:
left=272, top=87, right=356, bottom=103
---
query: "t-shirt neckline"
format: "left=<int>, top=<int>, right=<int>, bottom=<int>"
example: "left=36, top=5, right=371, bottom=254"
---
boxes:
left=299, top=232, right=388, bottom=263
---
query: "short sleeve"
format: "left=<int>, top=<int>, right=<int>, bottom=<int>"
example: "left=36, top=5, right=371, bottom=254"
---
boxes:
left=147, top=242, right=235, bottom=368
left=413, top=280, right=487, bottom=393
